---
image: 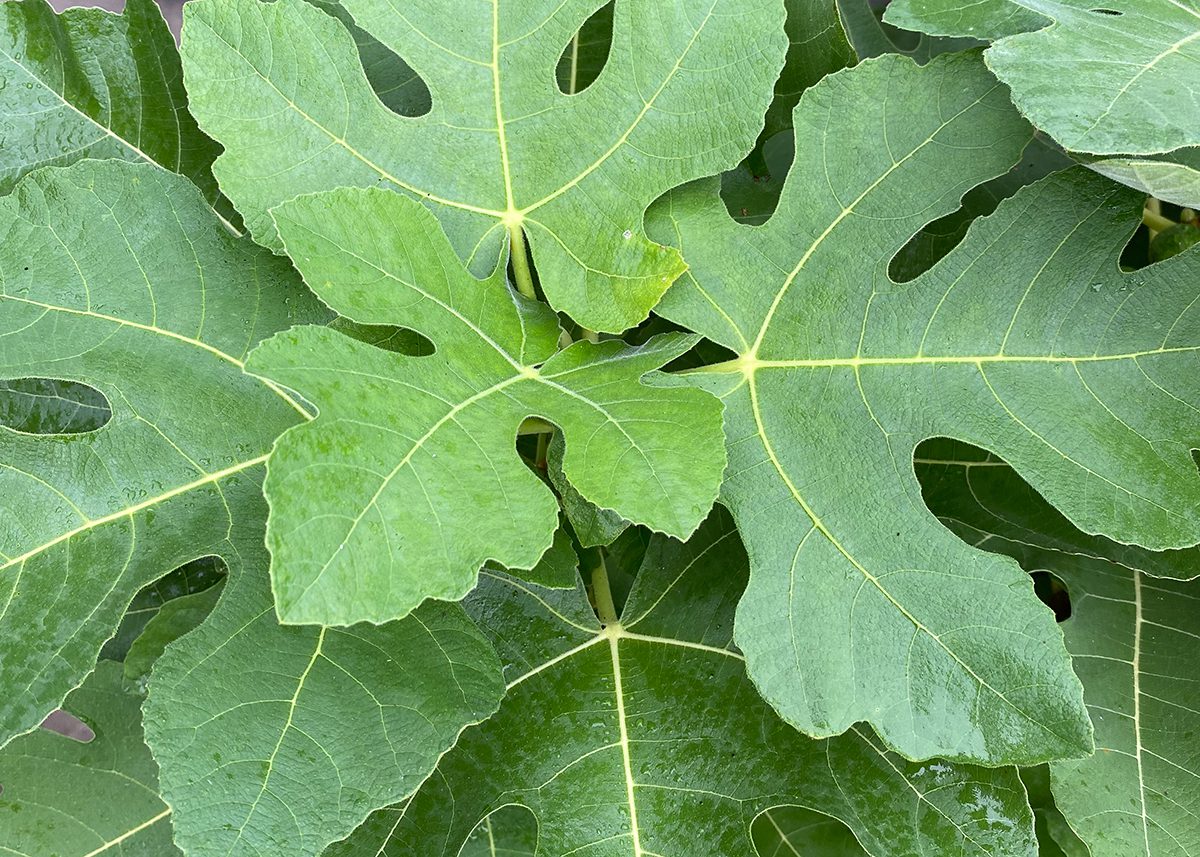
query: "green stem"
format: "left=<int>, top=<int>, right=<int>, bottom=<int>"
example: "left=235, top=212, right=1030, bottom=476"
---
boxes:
left=508, top=223, right=537, bottom=300
left=535, top=430, right=550, bottom=469
left=590, top=550, right=619, bottom=626
left=581, top=328, right=600, bottom=343
left=1143, top=207, right=1174, bottom=234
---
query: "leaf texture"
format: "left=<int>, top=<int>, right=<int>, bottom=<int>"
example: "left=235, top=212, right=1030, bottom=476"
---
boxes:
left=0, top=0, right=227, bottom=216
left=647, top=50, right=1200, bottom=765
left=884, top=0, right=1200, bottom=155
left=0, top=661, right=179, bottom=857
left=144, top=507, right=505, bottom=857
left=341, top=510, right=1039, bottom=857
left=919, top=444, right=1200, bottom=857
left=249, top=188, right=725, bottom=625
left=0, top=160, right=325, bottom=747
left=178, top=0, right=788, bottom=331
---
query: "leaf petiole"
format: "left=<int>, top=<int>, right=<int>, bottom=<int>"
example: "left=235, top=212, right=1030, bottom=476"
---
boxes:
left=508, top=223, right=538, bottom=300
left=590, top=549, right=619, bottom=625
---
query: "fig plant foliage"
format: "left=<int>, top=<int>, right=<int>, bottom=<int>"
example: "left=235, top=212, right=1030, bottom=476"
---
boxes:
left=0, top=0, right=1197, bottom=855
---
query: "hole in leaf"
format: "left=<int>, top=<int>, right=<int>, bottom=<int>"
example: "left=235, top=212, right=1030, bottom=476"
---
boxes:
left=890, top=136, right=1075, bottom=282
left=101, top=555, right=228, bottom=662
left=556, top=1, right=615, bottom=95
left=721, top=131, right=796, bottom=225
left=305, top=0, right=431, bottom=117
left=1089, top=7, right=1123, bottom=15
left=752, top=806, right=868, bottom=856
left=329, top=317, right=435, bottom=356
left=0, top=378, right=111, bottom=435
left=462, top=804, right=539, bottom=854
left=40, top=710, right=95, bottom=743
left=1032, top=570, right=1072, bottom=622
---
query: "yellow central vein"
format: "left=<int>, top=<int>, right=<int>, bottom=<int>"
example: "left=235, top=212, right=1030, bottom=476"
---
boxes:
left=0, top=454, right=269, bottom=576
left=1, top=293, right=310, bottom=418
left=1133, top=570, right=1152, bottom=856
left=293, top=373, right=529, bottom=604
left=80, top=808, right=172, bottom=857
left=689, top=344, right=1200, bottom=376
left=226, top=627, right=327, bottom=857
left=749, top=87, right=998, bottom=357
left=607, top=625, right=643, bottom=856
left=518, top=2, right=717, bottom=217
left=491, top=0, right=516, bottom=215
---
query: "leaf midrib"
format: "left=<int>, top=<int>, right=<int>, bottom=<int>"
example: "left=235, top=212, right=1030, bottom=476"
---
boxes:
left=195, top=0, right=718, bottom=221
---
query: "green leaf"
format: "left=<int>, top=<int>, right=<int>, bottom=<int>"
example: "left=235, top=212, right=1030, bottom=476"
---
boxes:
left=0, top=160, right=325, bottom=747
left=247, top=188, right=725, bottom=625
left=1086, top=148, right=1200, bottom=210
left=643, top=50, right=1200, bottom=765
left=178, top=0, right=788, bottom=332
left=918, top=445, right=1200, bottom=857
left=0, top=661, right=179, bottom=857
left=883, top=0, right=1200, bottom=155
left=0, top=0, right=229, bottom=219
left=342, top=510, right=1039, bottom=856
left=101, top=556, right=226, bottom=663
left=546, top=432, right=630, bottom=548
left=122, top=578, right=223, bottom=681
left=751, top=807, right=870, bottom=856
left=144, top=510, right=505, bottom=857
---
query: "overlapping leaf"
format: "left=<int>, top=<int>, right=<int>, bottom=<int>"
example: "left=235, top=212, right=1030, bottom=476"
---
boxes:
left=144, top=508, right=505, bottom=857
left=340, top=510, right=1038, bottom=857
left=0, top=661, right=178, bottom=857
left=0, top=160, right=325, bottom=747
left=919, top=444, right=1200, bottom=857
left=884, top=0, right=1200, bottom=155
left=248, top=188, right=725, bottom=625
left=649, top=50, right=1200, bottom=766
left=178, top=0, right=788, bottom=331
left=0, top=0, right=228, bottom=217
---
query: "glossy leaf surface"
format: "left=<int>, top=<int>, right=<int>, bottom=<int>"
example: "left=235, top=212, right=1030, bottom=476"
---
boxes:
left=341, top=510, right=1039, bottom=856
left=0, top=160, right=324, bottom=748
left=649, top=51, right=1200, bottom=765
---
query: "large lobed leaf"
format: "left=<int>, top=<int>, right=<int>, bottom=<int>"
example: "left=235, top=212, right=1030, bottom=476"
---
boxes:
left=649, top=50, right=1200, bottom=766
left=920, top=443, right=1200, bottom=857
left=144, top=511, right=504, bottom=857
left=249, top=188, right=726, bottom=625
left=178, top=0, right=788, bottom=332
left=338, top=509, right=1039, bottom=856
left=883, top=0, right=1200, bottom=156
left=0, top=159, right=322, bottom=748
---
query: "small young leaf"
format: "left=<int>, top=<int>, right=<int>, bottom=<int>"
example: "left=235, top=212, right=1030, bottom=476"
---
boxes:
left=178, top=0, right=788, bottom=331
left=248, top=188, right=725, bottom=625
